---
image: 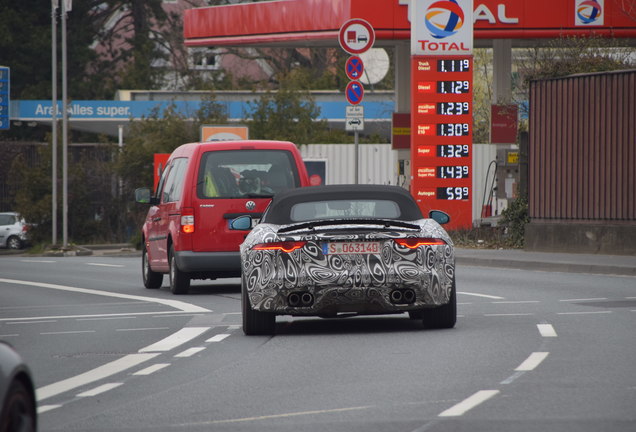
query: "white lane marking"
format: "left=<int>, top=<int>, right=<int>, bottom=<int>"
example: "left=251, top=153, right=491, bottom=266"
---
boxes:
left=86, top=263, right=125, bottom=268
left=37, top=405, right=62, bottom=414
left=175, top=347, right=206, bottom=358
left=515, top=352, right=549, bottom=371
left=181, top=406, right=373, bottom=426
left=500, top=371, right=525, bottom=385
left=206, top=334, right=230, bottom=343
left=41, top=330, right=96, bottom=335
left=537, top=324, right=557, bottom=337
left=438, top=390, right=500, bottom=417
left=77, top=316, right=136, bottom=321
left=484, top=313, right=534, bottom=317
left=459, top=291, right=505, bottom=300
left=20, top=259, right=57, bottom=263
left=557, top=311, right=612, bottom=315
left=493, top=301, right=540, bottom=304
left=134, top=364, right=170, bottom=376
left=36, top=353, right=159, bottom=401
left=227, top=325, right=241, bottom=330
left=0, top=334, right=18, bottom=338
left=559, top=297, right=607, bottom=302
left=139, top=327, right=210, bottom=353
left=0, top=278, right=210, bottom=313
left=0, top=311, right=201, bottom=323
left=117, top=327, right=169, bottom=332
left=77, top=383, right=123, bottom=397
left=7, top=320, right=57, bottom=325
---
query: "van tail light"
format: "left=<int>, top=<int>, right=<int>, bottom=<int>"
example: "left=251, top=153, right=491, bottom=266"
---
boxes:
left=181, top=208, right=195, bottom=234
left=252, top=241, right=306, bottom=253
left=394, top=238, right=446, bottom=249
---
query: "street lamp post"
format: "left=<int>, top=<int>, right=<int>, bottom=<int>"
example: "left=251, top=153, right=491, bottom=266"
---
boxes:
left=51, top=0, right=58, bottom=246
left=61, top=0, right=69, bottom=247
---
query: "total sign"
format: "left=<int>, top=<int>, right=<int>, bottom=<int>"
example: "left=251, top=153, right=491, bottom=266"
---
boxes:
left=411, top=0, right=473, bottom=55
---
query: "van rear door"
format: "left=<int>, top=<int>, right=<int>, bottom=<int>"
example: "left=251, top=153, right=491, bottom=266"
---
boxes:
left=192, top=148, right=304, bottom=253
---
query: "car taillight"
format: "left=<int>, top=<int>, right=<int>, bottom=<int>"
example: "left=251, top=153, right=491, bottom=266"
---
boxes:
left=394, top=238, right=446, bottom=249
left=252, top=241, right=306, bottom=253
left=181, top=208, right=195, bottom=234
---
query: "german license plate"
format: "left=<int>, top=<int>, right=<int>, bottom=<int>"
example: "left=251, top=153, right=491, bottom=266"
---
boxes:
left=323, top=241, right=381, bottom=255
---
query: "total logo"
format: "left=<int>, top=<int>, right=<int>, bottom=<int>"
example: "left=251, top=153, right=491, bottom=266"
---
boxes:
left=425, top=0, right=465, bottom=39
left=575, top=0, right=603, bottom=26
left=412, top=0, right=473, bottom=55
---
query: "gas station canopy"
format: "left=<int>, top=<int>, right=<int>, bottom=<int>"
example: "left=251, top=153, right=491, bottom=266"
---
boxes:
left=184, top=0, right=636, bottom=48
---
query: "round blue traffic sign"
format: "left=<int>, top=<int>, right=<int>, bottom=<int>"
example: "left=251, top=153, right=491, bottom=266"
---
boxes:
left=345, top=81, right=364, bottom=105
left=345, top=56, right=365, bottom=80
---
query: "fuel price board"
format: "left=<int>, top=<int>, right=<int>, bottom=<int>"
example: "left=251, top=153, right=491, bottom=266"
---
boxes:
left=411, top=55, right=473, bottom=230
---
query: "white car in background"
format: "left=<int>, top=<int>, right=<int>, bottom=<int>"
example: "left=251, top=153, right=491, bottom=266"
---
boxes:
left=0, top=212, right=30, bottom=250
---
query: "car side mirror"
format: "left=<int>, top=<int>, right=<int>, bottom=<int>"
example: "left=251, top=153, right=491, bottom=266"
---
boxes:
left=135, top=188, right=158, bottom=205
left=231, top=215, right=253, bottom=231
left=429, top=210, right=450, bottom=225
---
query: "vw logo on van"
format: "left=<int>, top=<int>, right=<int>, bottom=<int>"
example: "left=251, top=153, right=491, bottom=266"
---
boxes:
left=245, top=201, right=256, bottom=211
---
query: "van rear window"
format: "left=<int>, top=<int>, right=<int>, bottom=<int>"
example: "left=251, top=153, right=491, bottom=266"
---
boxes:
left=197, top=150, right=301, bottom=199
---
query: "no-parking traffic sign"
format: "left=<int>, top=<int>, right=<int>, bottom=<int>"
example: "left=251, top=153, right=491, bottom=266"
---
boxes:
left=339, top=19, right=375, bottom=55
left=345, top=81, right=364, bottom=105
left=345, top=56, right=364, bottom=80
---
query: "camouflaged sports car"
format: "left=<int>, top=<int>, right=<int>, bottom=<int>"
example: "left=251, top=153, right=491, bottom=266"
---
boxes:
left=234, top=184, right=457, bottom=335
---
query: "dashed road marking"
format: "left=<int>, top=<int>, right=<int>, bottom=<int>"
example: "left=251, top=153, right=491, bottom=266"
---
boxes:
left=206, top=334, right=230, bottom=343
left=459, top=291, right=505, bottom=300
left=41, top=330, right=96, bottom=335
left=559, top=297, right=607, bottom=302
left=38, top=405, right=62, bottom=414
left=537, top=324, right=557, bottom=337
left=484, top=313, right=534, bottom=317
left=557, top=311, right=613, bottom=315
left=175, top=347, right=206, bottom=358
left=77, top=383, right=123, bottom=397
left=134, top=364, right=170, bottom=376
left=86, top=263, right=125, bottom=268
left=139, top=327, right=210, bottom=353
left=36, top=353, right=159, bottom=401
left=438, top=390, right=500, bottom=417
left=515, top=352, right=549, bottom=371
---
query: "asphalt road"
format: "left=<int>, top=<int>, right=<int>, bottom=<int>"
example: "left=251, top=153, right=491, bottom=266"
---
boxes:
left=1, top=252, right=635, bottom=431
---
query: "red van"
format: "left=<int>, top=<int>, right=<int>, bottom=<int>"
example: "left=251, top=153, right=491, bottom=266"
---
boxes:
left=135, top=140, right=310, bottom=294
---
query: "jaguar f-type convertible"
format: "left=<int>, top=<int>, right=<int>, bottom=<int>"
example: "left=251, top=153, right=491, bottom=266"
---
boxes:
left=235, top=184, right=457, bottom=335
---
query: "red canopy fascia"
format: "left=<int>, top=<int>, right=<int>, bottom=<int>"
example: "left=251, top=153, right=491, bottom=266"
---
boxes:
left=184, top=0, right=636, bottom=47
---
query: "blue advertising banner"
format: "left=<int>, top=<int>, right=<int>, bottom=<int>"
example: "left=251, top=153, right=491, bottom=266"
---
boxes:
left=11, top=99, right=394, bottom=122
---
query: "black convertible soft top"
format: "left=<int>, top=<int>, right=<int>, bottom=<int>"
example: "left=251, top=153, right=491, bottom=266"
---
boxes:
left=263, top=184, right=424, bottom=225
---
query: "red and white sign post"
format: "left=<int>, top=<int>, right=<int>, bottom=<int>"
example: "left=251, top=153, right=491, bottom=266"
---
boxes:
left=410, top=0, right=474, bottom=230
left=339, top=18, right=375, bottom=184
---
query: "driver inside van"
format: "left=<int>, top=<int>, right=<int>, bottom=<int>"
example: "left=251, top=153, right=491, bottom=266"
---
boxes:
left=239, top=170, right=274, bottom=196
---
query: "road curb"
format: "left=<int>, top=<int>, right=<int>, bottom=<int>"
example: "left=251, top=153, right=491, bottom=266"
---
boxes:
left=456, top=256, right=636, bottom=277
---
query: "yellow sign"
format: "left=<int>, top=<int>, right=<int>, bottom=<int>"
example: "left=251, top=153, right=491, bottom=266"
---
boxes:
left=507, top=151, right=519, bottom=164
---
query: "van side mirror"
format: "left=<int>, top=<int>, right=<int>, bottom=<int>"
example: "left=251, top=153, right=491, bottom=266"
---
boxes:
left=135, top=188, right=158, bottom=205
left=429, top=210, right=450, bottom=225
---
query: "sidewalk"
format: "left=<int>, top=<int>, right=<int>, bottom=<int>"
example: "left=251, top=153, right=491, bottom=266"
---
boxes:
left=455, top=247, right=636, bottom=276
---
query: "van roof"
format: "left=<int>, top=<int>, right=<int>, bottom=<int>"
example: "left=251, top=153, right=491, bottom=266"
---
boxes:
left=175, top=140, right=298, bottom=153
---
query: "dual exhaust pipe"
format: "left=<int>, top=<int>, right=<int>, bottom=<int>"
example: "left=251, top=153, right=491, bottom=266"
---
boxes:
left=288, top=289, right=415, bottom=307
left=288, top=292, right=314, bottom=307
left=390, top=289, right=416, bottom=304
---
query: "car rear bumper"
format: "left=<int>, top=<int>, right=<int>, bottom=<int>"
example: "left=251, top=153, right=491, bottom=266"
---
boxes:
left=175, top=250, right=241, bottom=276
left=247, top=279, right=453, bottom=316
